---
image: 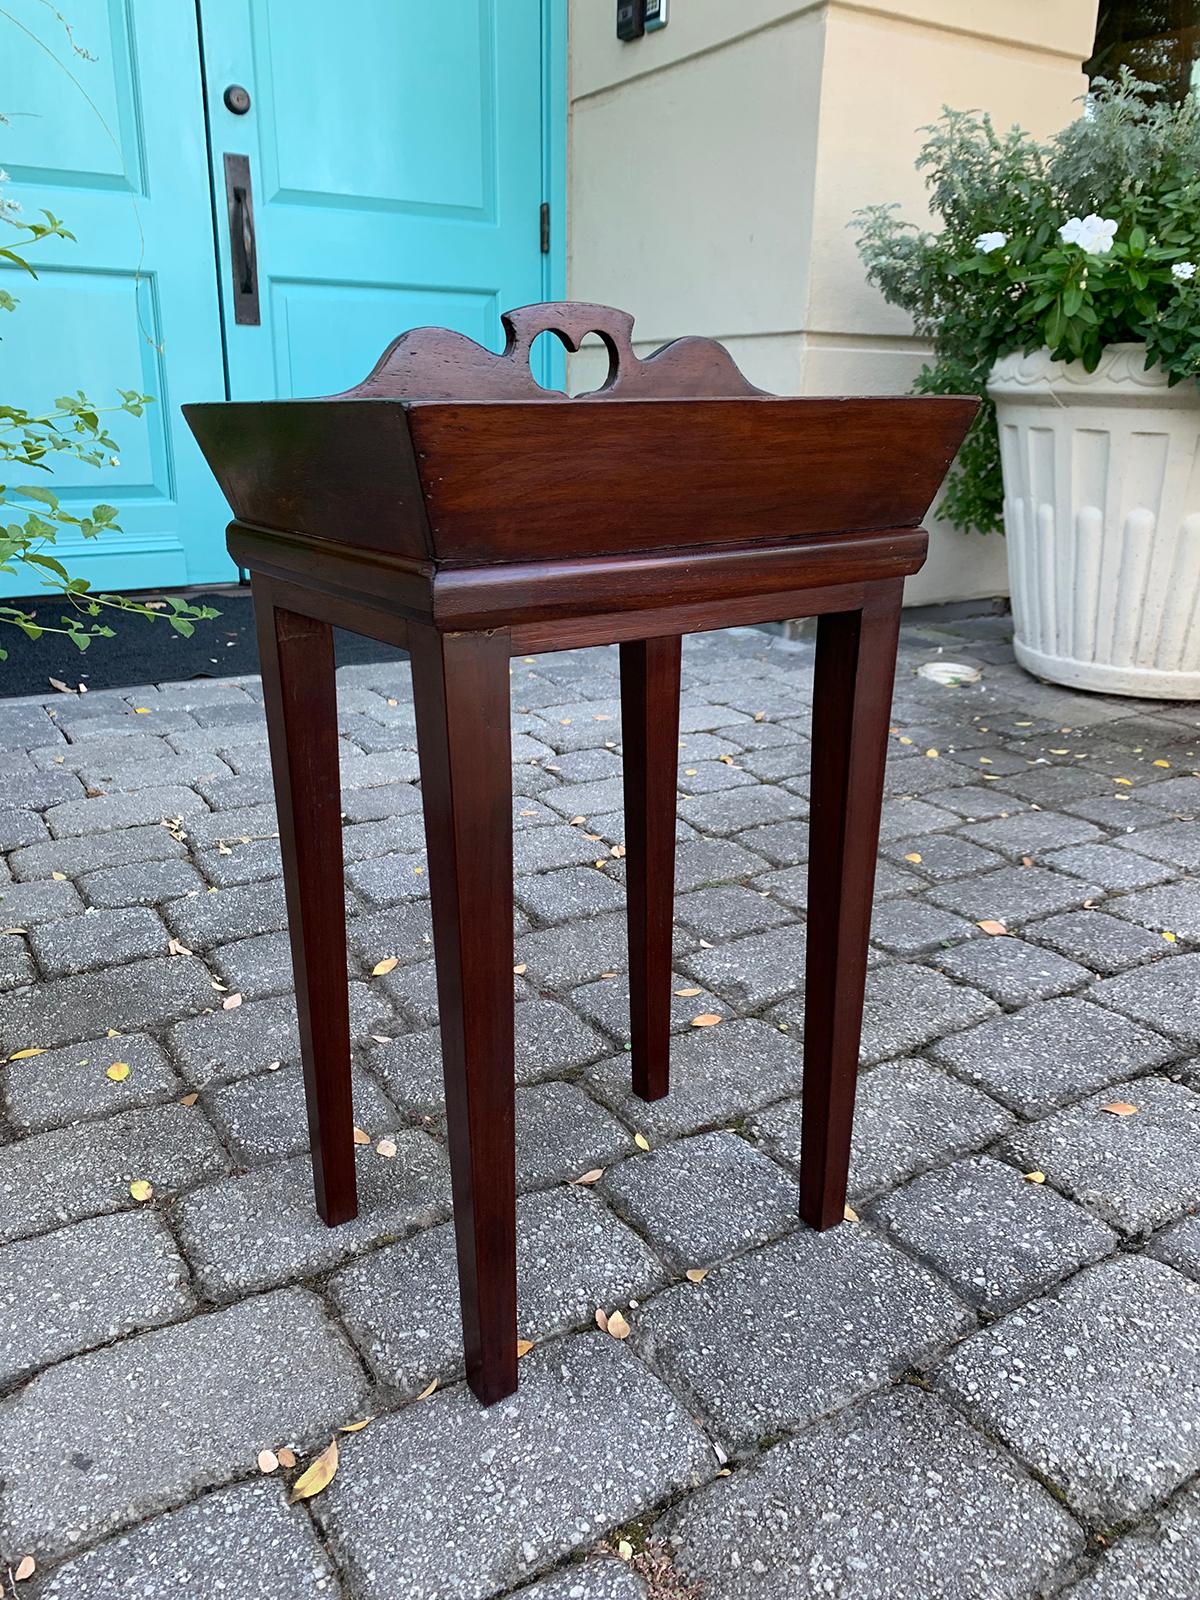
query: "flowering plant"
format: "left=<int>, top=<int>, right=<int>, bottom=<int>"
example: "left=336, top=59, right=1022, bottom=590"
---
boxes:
left=853, top=72, right=1200, bottom=534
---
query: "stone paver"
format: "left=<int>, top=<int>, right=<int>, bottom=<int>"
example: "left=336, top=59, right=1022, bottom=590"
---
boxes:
left=516, top=1560, right=648, bottom=1600
left=600, top=1130, right=798, bottom=1268
left=1032, top=909, right=1169, bottom=974
left=0, top=956, right=216, bottom=1052
left=512, top=1080, right=635, bottom=1188
left=932, top=934, right=1089, bottom=1004
left=330, top=1186, right=667, bottom=1393
left=755, top=1055, right=1015, bottom=1202
left=1110, top=878, right=1200, bottom=940
left=0, top=1289, right=368, bottom=1561
left=584, top=1019, right=804, bottom=1138
left=0, top=1211, right=192, bottom=1387
left=28, top=906, right=170, bottom=978
left=634, top=1224, right=972, bottom=1449
left=929, top=996, right=1173, bottom=1116
left=1061, top=1482, right=1200, bottom=1599
left=844, top=963, right=997, bottom=1064
left=204, top=1063, right=397, bottom=1164
left=174, top=1129, right=452, bottom=1297
left=78, top=856, right=207, bottom=907
left=874, top=1154, right=1117, bottom=1312
left=1090, top=953, right=1200, bottom=1043
left=315, top=1337, right=713, bottom=1600
left=668, top=1387, right=1083, bottom=1600
left=570, top=970, right=728, bottom=1042
left=0, top=1032, right=180, bottom=1134
left=33, top=1481, right=340, bottom=1599
left=928, top=864, right=1104, bottom=926
left=678, top=925, right=806, bottom=1006
left=7, top=614, right=1200, bottom=1589
left=937, top=1256, right=1200, bottom=1522
left=0, top=1102, right=228, bottom=1244
left=1003, top=1077, right=1200, bottom=1235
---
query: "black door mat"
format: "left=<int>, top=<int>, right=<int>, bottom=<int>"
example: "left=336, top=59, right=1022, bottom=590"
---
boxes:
left=0, top=587, right=409, bottom=699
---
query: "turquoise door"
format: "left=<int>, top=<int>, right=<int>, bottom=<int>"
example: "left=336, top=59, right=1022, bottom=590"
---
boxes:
left=1, top=0, right=562, bottom=594
left=0, top=0, right=232, bottom=595
left=198, top=0, right=562, bottom=404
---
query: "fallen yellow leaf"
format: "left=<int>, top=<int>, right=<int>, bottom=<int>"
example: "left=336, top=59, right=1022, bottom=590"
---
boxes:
left=1023, top=1171, right=1046, bottom=1184
left=516, top=1338, right=535, bottom=1358
left=1163, top=930, right=1178, bottom=943
left=7, top=1048, right=44, bottom=1062
left=376, top=1138, right=398, bottom=1159
left=221, top=993, right=243, bottom=1011
left=903, top=852, right=922, bottom=864
left=257, top=1448, right=279, bottom=1474
left=339, top=1417, right=373, bottom=1433
left=1154, top=759, right=1171, bottom=768
left=13, top=1555, right=35, bottom=1583
left=1113, top=777, right=1133, bottom=787
left=372, top=957, right=399, bottom=977
left=573, top=1168, right=604, bottom=1185
left=690, top=1013, right=722, bottom=1028
left=415, top=1378, right=439, bottom=1401
left=51, top=871, right=67, bottom=881
left=289, top=1439, right=339, bottom=1502
left=129, top=1180, right=153, bottom=1203
left=843, top=1204, right=860, bottom=1222
left=685, top=1267, right=710, bottom=1283
left=277, top=1446, right=297, bottom=1468
left=674, top=986, right=702, bottom=997
left=605, top=1309, right=631, bottom=1340
left=618, top=1539, right=635, bottom=1561
left=976, top=919, right=1008, bottom=936
left=513, top=962, right=527, bottom=975
left=1101, top=1101, right=1138, bottom=1117
left=352, top=1127, right=371, bottom=1145
left=634, top=1132, right=650, bottom=1152
left=105, top=1062, right=130, bottom=1082
left=179, top=1092, right=199, bottom=1107
left=925, top=748, right=939, bottom=759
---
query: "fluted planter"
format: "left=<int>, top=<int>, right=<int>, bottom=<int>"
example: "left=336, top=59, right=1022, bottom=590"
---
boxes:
left=988, top=344, right=1200, bottom=698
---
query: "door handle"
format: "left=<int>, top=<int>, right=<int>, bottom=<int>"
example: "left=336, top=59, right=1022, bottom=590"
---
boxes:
left=223, top=153, right=260, bottom=326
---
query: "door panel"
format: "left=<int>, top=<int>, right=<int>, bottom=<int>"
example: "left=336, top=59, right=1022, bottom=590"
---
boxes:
left=199, top=0, right=553, bottom=402
left=0, top=0, right=233, bottom=594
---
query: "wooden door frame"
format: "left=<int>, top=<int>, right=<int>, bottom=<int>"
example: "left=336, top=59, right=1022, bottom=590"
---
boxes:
left=540, top=0, right=569, bottom=321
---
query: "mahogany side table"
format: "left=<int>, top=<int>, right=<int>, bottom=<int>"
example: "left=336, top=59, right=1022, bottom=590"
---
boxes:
left=185, top=302, right=975, bottom=1406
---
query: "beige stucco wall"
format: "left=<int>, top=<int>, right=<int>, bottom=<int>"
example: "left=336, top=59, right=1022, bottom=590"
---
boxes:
left=566, top=0, right=1101, bottom=605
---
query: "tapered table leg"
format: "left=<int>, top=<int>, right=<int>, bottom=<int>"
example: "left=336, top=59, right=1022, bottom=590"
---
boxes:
left=801, top=581, right=904, bottom=1229
left=253, top=577, right=357, bottom=1226
left=410, top=624, right=516, bottom=1405
left=620, top=635, right=682, bottom=1102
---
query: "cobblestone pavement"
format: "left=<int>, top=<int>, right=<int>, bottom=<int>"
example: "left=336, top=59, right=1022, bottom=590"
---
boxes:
left=2, top=608, right=1200, bottom=1598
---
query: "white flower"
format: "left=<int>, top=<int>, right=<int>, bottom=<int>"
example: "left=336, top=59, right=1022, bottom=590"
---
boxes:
left=0, top=169, right=9, bottom=184
left=108, top=456, right=120, bottom=468
left=1172, top=261, right=1196, bottom=282
left=1059, top=214, right=1118, bottom=254
left=0, top=195, right=22, bottom=218
left=974, top=231, right=1008, bottom=254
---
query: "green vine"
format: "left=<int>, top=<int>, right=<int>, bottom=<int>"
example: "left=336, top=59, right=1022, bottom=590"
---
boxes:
left=1, top=13, right=215, bottom=663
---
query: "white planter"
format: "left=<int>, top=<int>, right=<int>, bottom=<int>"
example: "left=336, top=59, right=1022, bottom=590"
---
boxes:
left=988, top=343, right=1200, bottom=698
